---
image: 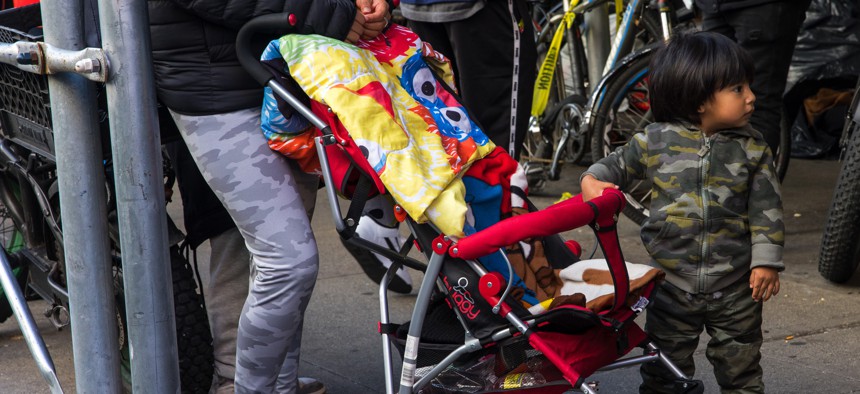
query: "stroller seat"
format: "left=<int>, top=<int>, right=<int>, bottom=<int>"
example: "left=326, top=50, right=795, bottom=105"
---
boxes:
left=236, top=15, right=704, bottom=394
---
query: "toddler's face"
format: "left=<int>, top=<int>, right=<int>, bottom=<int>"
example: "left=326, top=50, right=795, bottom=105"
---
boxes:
left=698, top=82, right=756, bottom=134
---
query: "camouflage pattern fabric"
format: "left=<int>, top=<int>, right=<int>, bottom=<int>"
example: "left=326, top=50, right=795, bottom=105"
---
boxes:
left=171, top=108, right=320, bottom=393
left=639, top=277, right=764, bottom=393
left=584, top=122, right=784, bottom=294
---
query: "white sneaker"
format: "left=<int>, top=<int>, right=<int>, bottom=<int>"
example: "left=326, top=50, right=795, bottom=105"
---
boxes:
left=341, top=217, right=413, bottom=294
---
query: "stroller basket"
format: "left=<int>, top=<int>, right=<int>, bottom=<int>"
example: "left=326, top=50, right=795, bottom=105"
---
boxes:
left=235, top=14, right=705, bottom=394
left=0, top=4, right=54, bottom=159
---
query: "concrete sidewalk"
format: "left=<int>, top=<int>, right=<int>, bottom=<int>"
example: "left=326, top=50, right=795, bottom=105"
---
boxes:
left=2, top=158, right=859, bottom=393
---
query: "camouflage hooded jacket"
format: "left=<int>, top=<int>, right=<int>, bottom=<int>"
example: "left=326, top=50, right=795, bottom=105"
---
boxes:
left=585, top=122, right=784, bottom=294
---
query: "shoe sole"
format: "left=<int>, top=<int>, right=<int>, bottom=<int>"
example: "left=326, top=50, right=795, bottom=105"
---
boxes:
left=340, top=237, right=412, bottom=294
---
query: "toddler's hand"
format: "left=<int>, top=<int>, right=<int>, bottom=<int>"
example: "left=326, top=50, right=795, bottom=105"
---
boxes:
left=580, top=174, right=619, bottom=202
left=750, top=266, right=780, bottom=302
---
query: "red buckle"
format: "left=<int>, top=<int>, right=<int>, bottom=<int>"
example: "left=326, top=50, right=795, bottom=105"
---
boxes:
left=478, top=272, right=505, bottom=299
left=393, top=204, right=408, bottom=223
left=431, top=234, right=452, bottom=255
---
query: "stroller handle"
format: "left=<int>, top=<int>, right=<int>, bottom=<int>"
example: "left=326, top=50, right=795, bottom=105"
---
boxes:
left=236, top=14, right=331, bottom=132
left=452, top=188, right=626, bottom=260
left=236, top=13, right=296, bottom=87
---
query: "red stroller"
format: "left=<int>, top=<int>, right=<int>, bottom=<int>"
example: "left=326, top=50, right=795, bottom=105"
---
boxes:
left=236, top=15, right=704, bottom=394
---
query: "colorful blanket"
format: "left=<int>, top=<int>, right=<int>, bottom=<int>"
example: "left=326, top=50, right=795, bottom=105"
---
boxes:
left=260, top=25, right=496, bottom=236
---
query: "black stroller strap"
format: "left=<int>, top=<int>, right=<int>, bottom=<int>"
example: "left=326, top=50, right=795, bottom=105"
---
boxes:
left=585, top=201, right=617, bottom=232
left=510, top=186, right=528, bottom=205
left=378, top=322, right=400, bottom=335
left=341, top=174, right=373, bottom=239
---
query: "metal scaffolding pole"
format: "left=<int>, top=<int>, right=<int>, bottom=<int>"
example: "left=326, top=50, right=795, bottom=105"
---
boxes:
left=585, top=4, right=610, bottom=93
left=96, top=0, right=179, bottom=392
left=40, top=0, right=122, bottom=392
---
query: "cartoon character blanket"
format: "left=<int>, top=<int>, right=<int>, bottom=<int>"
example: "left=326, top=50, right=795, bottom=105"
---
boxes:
left=260, top=25, right=496, bottom=236
left=258, top=25, right=567, bottom=307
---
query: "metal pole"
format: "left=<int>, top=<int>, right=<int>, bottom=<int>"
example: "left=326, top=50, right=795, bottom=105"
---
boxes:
left=96, top=0, right=179, bottom=392
left=585, top=3, right=611, bottom=93
left=0, top=251, right=63, bottom=393
left=40, top=0, right=122, bottom=392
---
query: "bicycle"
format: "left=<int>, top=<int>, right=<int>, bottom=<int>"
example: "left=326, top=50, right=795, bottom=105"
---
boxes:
left=818, top=76, right=860, bottom=283
left=522, top=0, right=689, bottom=192
left=583, top=10, right=792, bottom=224
left=0, top=5, right=213, bottom=392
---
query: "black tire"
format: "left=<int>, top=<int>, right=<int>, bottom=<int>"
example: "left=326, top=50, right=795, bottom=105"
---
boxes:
left=774, top=110, right=791, bottom=182
left=590, top=53, right=653, bottom=225
left=0, top=186, right=28, bottom=323
left=818, top=121, right=860, bottom=283
left=590, top=52, right=791, bottom=225
left=117, top=245, right=214, bottom=393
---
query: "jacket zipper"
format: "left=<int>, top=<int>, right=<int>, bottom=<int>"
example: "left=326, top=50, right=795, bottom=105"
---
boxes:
left=697, top=134, right=713, bottom=293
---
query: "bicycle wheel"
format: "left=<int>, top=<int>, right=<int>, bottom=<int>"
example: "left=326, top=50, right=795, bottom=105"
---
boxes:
left=774, top=110, right=790, bottom=181
left=818, top=120, right=860, bottom=283
left=523, top=17, right=588, bottom=191
left=590, top=53, right=653, bottom=224
left=0, top=179, right=28, bottom=323
left=116, top=245, right=214, bottom=393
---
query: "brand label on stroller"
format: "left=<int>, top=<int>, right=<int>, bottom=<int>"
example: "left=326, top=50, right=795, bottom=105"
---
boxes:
left=443, top=276, right=481, bottom=321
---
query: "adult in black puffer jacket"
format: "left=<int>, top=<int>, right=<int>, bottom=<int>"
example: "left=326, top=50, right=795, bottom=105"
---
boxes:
left=148, top=0, right=359, bottom=116
left=146, top=1, right=390, bottom=393
left=693, top=0, right=812, bottom=159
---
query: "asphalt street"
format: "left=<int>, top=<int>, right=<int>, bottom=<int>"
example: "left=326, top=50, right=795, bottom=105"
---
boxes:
left=1, top=158, right=859, bottom=393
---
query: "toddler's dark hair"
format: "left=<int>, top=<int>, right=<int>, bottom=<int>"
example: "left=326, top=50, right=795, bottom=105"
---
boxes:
left=648, top=31, right=754, bottom=124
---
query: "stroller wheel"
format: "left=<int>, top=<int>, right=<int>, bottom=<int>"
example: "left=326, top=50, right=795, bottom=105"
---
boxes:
left=673, top=379, right=704, bottom=394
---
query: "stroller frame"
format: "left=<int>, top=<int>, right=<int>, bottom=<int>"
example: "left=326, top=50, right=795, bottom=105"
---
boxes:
left=237, top=15, right=702, bottom=394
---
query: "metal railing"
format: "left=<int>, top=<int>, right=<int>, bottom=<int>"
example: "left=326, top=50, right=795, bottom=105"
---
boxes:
left=0, top=0, right=177, bottom=391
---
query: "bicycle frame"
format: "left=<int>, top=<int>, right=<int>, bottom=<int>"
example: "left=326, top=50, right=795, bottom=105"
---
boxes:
left=581, top=44, right=658, bottom=136
left=0, top=136, right=65, bottom=393
left=581, top=0, right=673, bottom=160
left=527, top=0, right=664, bottom=182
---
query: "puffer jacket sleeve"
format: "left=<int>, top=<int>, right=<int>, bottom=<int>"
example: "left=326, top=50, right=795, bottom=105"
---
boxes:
left=166, top=0, right=356, bottom=40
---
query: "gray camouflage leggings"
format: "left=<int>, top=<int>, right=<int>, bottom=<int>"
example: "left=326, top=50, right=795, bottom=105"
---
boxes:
left=171, top=108, right=319, bottom=393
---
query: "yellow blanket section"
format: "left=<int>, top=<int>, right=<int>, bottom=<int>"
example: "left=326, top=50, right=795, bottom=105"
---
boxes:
left=278, top=33, right=494, bottom=236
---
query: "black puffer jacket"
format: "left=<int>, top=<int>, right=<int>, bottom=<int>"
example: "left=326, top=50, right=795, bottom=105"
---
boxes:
left=148, top=0, right=357, bottom=115
left=694, top=0, right=778, bottom=13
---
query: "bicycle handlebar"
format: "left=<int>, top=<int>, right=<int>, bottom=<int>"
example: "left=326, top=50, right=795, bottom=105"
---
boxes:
left=236, top=13, right=298, bottom=87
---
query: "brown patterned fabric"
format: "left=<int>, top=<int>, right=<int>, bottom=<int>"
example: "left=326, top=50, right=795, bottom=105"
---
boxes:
left=505, top=207, right=566, bottom=304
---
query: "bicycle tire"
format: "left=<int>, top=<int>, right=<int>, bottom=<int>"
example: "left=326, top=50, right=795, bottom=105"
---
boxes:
left=590, top=53, right=653, bottom=224
left=774, top=110, right=791, bottom=182
left=523, top=19, right=585, bottom=190
left=818, top=121, right=860, bottom=283
left=0, top=228, right=27, bottom=323
left=0, top=202, right=27, bottom=324
left=525, top=17, right=591, bottom=190
left=116, top=245, right=214, bottom=393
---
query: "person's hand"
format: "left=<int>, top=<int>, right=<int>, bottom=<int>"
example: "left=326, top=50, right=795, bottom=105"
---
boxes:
left=750, top=266, right=780, bottom=302
left=356, top=0, right=390, bottom=40
left=580, top=174, right=619, bottom=202
left=346, top=10, right=367, bottom=44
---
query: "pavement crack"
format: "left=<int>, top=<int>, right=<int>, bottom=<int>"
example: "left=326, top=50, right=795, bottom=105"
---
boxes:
left=302, top=358, right=381, bottom=393
left=764, top=320, right=860, bottom=342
